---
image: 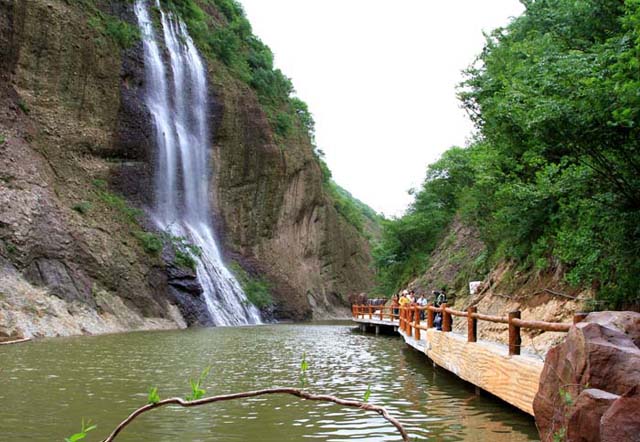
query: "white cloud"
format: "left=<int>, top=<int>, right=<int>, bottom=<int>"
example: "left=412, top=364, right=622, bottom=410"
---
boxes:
left=238, top=0, right=525, bottom=217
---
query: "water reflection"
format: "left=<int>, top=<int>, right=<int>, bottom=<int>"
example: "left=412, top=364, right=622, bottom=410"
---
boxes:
left=0, top=323, right=538, bottom=441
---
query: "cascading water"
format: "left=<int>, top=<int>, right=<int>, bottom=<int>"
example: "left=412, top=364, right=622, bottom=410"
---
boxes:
left=134, top=0, right=261, bottom=326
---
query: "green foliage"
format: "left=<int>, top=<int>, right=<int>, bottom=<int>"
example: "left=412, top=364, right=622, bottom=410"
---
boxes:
left=559, top=387, right=573, bottom=406
left=88, top=11, right=140, bottom=49
left=458, top=0, right=640, bottom=308
left=373, top=147, right=474, bottom=293
left=299, top=352, right=309, bottom=388
left=5, top=241, right=16, bottom=255
left=89, top=180, right=200, bottom=269
left=186, top=366, right=211, bottom=401
left=552, top=428, right=567, bottom=442
left=230, top=262, right=273, bottom=308
left=65, top=418, right=96, bottom=442
left=97, top=189, right=143, bottom=224
left=133, top=228, right=201, bottom=269
left=0, top=134, right=5, bottom=145
left=174, top=249, right=196, bottom=271
left=134, top=231, right=164, bottom=255
left=213, top=0, right=244, bottom=21
left=148, top=386, right=160, bottom=405
left=92, top=179, right=107, bottom=189
left=17, top=99, right=30, bottom=114
left=363, top=384, right=372, bottom=402
left=92, top=179, right=143, bottom=224
left=375, top=0, right=640, bottom=307
left=272, top=111, right=292, bottom=137
left=324, top=181, right=380, bottom=235
left=167, top=234, right=202, bottom=271
left=72, top=201, right=92, bottom=215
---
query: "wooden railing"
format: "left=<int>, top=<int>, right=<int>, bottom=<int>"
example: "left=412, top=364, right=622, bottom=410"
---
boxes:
left=352, top=304, right=587, bottom=356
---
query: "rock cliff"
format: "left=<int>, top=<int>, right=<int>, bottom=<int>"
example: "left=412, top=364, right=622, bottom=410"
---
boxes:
left=0, top=0, right=375, bottom=338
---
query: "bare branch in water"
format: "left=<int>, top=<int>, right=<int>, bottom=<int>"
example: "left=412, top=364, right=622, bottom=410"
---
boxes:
left=102, top=387, right=410, bottom=442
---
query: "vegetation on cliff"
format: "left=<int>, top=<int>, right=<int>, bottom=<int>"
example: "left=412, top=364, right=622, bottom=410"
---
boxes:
left=375, top=0, right=640, bottom=310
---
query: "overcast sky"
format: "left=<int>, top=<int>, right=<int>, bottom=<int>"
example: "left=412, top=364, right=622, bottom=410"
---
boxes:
left=239, top=0, right=525, bottom=217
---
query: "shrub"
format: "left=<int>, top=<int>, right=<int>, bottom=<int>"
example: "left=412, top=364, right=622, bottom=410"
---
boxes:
left=134, top=231, right=164, bottom=255
left=72, top=201, right=92, bottom=215
left=272, top=112, right=292, bottom=137
left=89, top=12, right=140, bottom=49
left=213, top=0, right=244, bottom=21
left=17, top=99, right=30, bottom=114
left=174, top=249, right=197, bottom=271
left=230, top=263, right=273, bottom=309
left=166, top=234, right=202, bottom=271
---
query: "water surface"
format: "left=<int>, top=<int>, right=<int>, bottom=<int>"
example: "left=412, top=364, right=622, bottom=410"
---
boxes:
left=0, top=323, right=538, bottom=441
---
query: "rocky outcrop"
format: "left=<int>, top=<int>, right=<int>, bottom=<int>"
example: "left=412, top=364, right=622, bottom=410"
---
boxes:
left=0, top=0, right=375, bottom=337
left=533, top=311, right=640, bottom=442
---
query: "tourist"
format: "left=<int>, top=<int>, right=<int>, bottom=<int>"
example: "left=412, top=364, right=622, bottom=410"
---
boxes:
left=417, top=293, right=428, bottom=320
left=399, top=290, right=410, bottom=308
left=391, top=294, right=400, bottom=318
left=432, top=289, right=449, bottom=330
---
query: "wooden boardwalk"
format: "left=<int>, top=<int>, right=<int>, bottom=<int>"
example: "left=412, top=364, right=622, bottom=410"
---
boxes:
left=353, top=305, right=585, bottom=416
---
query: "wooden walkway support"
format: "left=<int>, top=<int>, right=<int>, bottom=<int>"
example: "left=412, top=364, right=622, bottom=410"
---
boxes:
left=352, top=304, right=583, bottom=416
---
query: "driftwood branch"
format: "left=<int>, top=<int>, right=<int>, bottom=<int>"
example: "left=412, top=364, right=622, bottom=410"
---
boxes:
left=102, top=387, right=410, bottom=442
left=0, top=337, right=31, bottom=345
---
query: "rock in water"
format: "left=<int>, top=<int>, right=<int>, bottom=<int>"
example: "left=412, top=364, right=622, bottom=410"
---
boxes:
left=533, top=311, right=640, bottom=442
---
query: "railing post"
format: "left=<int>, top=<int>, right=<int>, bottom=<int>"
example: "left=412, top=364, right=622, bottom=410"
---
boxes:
left=427, top=304, right=434, bottom=328
left=442, top=303, right=451, bottom=332
left=403, top=308, right=407, bottom=333
left=467, top=306, right=477, bottom=343
left=369, top=304, right=373, bottom=320
left=508, top=310, right=521, bottom=355
left=573, top=312, right=588, bottom=324
left=414, top=306, right=421, bottom=340
left=380, top=304, right=384, bottom=321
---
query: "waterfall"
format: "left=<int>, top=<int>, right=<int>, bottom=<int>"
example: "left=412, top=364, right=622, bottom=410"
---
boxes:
left=134, top=0, right=262, bottom=326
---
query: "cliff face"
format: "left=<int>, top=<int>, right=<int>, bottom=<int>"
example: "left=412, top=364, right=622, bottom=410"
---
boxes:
left=210, top=73, right=373, bottom=320
left=0, top=0, right=374, bottom=339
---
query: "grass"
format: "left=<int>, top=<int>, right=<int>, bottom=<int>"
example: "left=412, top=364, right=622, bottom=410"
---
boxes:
left=92, top=179, right=143, bottom=224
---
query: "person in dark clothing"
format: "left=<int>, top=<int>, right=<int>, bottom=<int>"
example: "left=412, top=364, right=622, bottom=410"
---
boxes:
left=432, top=290, right=447, bottom=330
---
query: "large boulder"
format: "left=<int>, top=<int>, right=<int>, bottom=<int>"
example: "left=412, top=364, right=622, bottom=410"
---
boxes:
left=566, top=389, right=618, bottom=442
left=600, top=385, right=640, bottom=442
left=533, top=311, right=640, bottom=441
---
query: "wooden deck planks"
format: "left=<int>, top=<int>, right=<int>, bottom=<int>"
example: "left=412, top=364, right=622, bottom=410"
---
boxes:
left=354, top=317, right=543, bottom=416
